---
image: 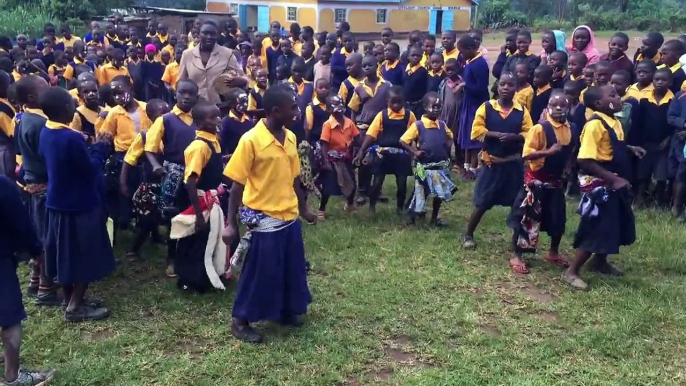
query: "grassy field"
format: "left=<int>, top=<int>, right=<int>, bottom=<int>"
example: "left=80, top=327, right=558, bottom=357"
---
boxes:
left=12, top=178, right=686, bottom=385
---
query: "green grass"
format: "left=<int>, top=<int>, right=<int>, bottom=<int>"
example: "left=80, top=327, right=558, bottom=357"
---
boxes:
left=14, top=180, right=686, bottom=385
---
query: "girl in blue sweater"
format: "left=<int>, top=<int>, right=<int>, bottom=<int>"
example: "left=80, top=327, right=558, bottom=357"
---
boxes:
left=39, top=87, right=115, bottom=323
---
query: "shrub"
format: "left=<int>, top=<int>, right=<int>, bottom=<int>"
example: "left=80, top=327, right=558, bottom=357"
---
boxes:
left=0, top=2, right=56, bottom=38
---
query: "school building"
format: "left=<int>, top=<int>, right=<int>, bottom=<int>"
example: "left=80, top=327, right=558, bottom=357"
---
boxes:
left=205, top=0, right=477, bottom=34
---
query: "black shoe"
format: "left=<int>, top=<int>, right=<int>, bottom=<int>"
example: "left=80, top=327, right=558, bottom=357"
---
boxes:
left=35, top=291, right=63, bottom=307
left=26, top=285, right=39, bottom=298
left=429, top=218, right=449, bottom=228
left=281, top=315, right=304, bottom=327
left=65, top=305, right=110, bottom=323
left=62, top=297, right=106, bottom=310
left=590, top=262, right=624, bottom=276
left=356, top=196, right=367, bottom=205
left=378, top=196, right=389, bottom=203
left=231, top=320, right=263, bottom=343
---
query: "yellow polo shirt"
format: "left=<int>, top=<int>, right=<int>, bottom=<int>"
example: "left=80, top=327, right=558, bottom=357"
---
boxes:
left=183, top=130, right=222, bottom=182
left=144, top=105, right=193, bottom=154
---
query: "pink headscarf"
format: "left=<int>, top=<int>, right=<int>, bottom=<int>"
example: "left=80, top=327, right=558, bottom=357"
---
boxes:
left=567, top=25, right=600, bottom=65
left=145, top=44, right=157, bottom=53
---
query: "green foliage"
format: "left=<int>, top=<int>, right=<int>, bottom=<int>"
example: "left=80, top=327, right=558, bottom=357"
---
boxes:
left=49, top=0, right=96, bottom=21
left=0, top=1, right=55, bottom=37
left=478, top=0, right=528, bottom=29
left=139, top=0, right=206, bottom=10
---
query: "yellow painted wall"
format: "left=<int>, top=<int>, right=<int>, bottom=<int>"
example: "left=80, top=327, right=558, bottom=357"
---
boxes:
left=347, top=9, right=377, bottom=33
left=319, top=8, right=335, bottom=33
left=453, top=10, right=471, bottom=31
left=270, top=5, right=286, bottom=26
left=389, top=10, right=429, bottom=32
left=299, top=8, right=317, bottom=30
left=405, top=0, right=472, bottom=5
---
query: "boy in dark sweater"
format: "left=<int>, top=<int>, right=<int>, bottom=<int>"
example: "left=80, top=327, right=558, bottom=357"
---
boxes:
left=635, top=68, right=674, bottom=207
left=658, top=39, right=686, bottom=94
left=220, top=88, right=252, bottom=157
left=566, top=52, right=587, bottom=83
left=492, top=28, right=519, bottom=81
left=427, top=53, right=446, bottom=93
left=530, top=65, right=553, bottom=122
left=633, top=32, right=664, bottom=70
left=330, top=31, right=356, bottom=92
left=403, top=46, right=429, bottom=118
left=381, top=42, right=403, bottom=86
left=626, top=60, right=656, bottom=100
left=548, top=50, right=568, bottom=89
left=265, top=28, right=282, bottom=84
left=276, top=39, right=299, bottom=76
left=599, top=32, right=634, bottom=83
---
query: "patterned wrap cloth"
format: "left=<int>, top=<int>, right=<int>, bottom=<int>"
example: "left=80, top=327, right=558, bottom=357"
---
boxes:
left=298, top=141, right=321, bottom=198
left=159, top=161, right=184, bottom=213
left=326, top=149, right=355, bottom=198
left=577, top=173, right=610, bottom=219
left=513, top=170, right=563, bottom=251
left=407, top=159, right=456, bottom=214
left=132, top=182, right=161, bottom=222
left=229, top=207, right=296, bottom=277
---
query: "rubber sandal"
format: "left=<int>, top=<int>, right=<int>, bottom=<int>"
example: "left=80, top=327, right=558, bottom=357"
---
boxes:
left=545, top=254, right=570, bottom=268
left=462, top=235, right=476, bottom=249
left=316, top=210, right=326, bottom=221
left=165, top=265, right=178, bottom=278
left=509, top=260, right=530, bottom=275
left=562, top=274, right=588, bottom=290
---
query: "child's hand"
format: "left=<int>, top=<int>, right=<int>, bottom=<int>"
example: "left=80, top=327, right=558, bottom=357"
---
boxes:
left=612, top=177, right=631, bottom=190
left=301, top=210, right=318, bottom=224
left=548, top=143, right=563, bottom=154
left=412, top=149, right=423, bottom=158
left=223, top=222, right=239, bottom=246
left=499, top=133, right=519, bottom=142
left=152, top=165, right=165, bottom=177
left=678, top=131, right=686, bottom=141
left=630, top=146, right=647, bottom=159
left=352, top=153, right=363, bottom=166
left=660, top=137, right=670, bottom=151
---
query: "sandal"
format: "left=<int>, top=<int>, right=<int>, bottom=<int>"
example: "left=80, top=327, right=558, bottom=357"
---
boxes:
left=545, top=254, right=570, bottom=268
left=462, top=235, right=476, bottom=249
left=165, top=265, right=178, bottom=278
left=64, top=304, right=110, bottom=323
left=562, top=274, right=588, bottom=290
left=316, top=210, right=326, bottom=221
left=509, top=260, right=530, bottom=275
left=429, top=218, right=449, bottom=228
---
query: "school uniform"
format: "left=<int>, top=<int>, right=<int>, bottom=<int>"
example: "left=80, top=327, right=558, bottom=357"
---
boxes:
left=380, top=59, right=404, bottom=86
left=265, top=44, right=282, bottom=84
left=63, top=57, right=96, bottom=82
left=305, top=97, right=329, bottom=144
left=459, top=53, right=490, bottom=152
left=667, top=91, right=686, bottom=183
left=162, top=61, right=180, bottom=90
left=0, top=176, right=42, bottom=329
left=366, top=108, right=416, bottom=177
left=508, top=115, right=574, bottom=253
left=276, top=53, right=300, bottom=74
left=400, top=116, right=456, bottom=215
left=173, top=130, right=226, bottom=293
left=565, top=73, right=585, bottom=84
left=224, top=119, right=311, bottom=323
left=403, top=64, right=429, bottom=118
left=142, top=58, right=166, bottom=101
left=124, top=131, right=161, bottom=229
left=220, top=111, right=253, bottom=156
left=319, top=116, right=359, bottom=197
left=530, top=84, right=553, bottom=123
left=303, top=56, right=316, bottom=82
left=0, top=98, right=16, bottom=179
left=97, top=63, right=130, bottom=86
left=514, top=84, right=534, bottom=112
left=348, top=79, right=392, bottom=129
left=71, top=105, right=106, bottom=140
left=504, top=50, right=541, bottom=85
left=625, top=83, right=654, bottom=101
left=427, top=69, right=446, bottom=93
left=144, top=106, right=197, bottom=216
left=442, top=47, right=459, bottom=68
left=574, top=112, right=636, bottom=255
left=551, top=68, right=567, bottom=90
left=127, top=58, right=145, bottom=100
left=633, top=50, right=661, bottom=71
left=338, top=76, right=362, bottom=117
left=635, top=90, right=674, bottom=182
left=492, top=50, right=512, bottom=80
left=247, top=85, right=265, bottom=113
left=330, top=47, right=352, bottom=91
left=40, top=120, right=115, bottom=285
left=659, top=62, right=686, bottom=94
left=598, top=53, right=635, bottom=83
left=288, top=77, right=314, bottom=142
left=471, top=100, right=534, bottom=210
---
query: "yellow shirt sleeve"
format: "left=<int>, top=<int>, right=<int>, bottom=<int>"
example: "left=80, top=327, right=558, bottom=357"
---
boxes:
left=521, top=108, right=534, bottom=135
left=144, top=116, right=166, bottom=153
left=184, top=140, right=212, bottom=182
left=305, top=105, right=314, bottom=131
left=0, top=112, right=14, bottom=137
left=70, top=112, right=82, bottom=132
left=247, top=93, right=257, bottom=111
left=96, top=67, right=106, bottom=86
left=408, top=112, right=417, bottom=126
left=223, top=136, right=254, bottom=184
left=289, top=132, right=300, bottom=178
left=101, top=110, right=116, bottom=136
left=577, top=120, right=606, bottom=161
left=443, top=121, right=454, bottom=141
left=124, top=133, right=145, bottom=166
left=48, top=65, right=56, bottom=76
left=162, top=65, right=172, bottom=85
left=470, top=103, right=489, bottom=141
left=365, top=112, right=384, bottom=139
left=348, top=91, right=361, bottom=113
left=399, top=122, right=419, bottom=144
left=63, top=64, right=74, bottom=81
left=524, top=90, right=534, bottom=112
left=338, top=84, right=349, bottom=102
left=523, top=124, right=546, bottom=158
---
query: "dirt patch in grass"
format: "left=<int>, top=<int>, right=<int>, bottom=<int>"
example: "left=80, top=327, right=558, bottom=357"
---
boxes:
left=367, top=368, right=393, bottom=381
left=533, top=311, right=559, bottom=322
left=83, top=327, right=116, bottom=342
left=480, top=325, right=502, bottom=337
left=180, top=337, right=209, bottom=361
left=523, top=286, right=557, bottom=304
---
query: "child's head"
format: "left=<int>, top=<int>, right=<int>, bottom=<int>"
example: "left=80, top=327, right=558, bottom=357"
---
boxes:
left=362, top=55, right=378, bottom=78
left=341, top=32, right=355, bottom=53
left=98, top=84, right=115, bottom=107
left=423, top=92, right=441, bottom=119
left=145, top=44, right=156, bottom=60
left=583, top=64, right=596, bottom=86
left=77, top=78, right=99, bottom=107
left=263, top=83, right=300, bottom=129
left=505, top=28, right=519, bottom=53
left=161, top=50, right=171, bottom=65
left=280, top=39, right=293, bottom=56
left=445, top=58, right=459, bottom=80
left=192, top=101, right=221, bottom=133
left=636, top=59, right=657, bottom=86
left=325, top=32, right=337, bottom=48
left=541, top=30, right=556, bottom=54
left=549, top=50, right=568, bottom=70
left=533, top=65, right=553, bottom=88
left=516, top=30, right=532, bottom=53
left=320, top=48, right=332, bottom=64
left=515, top=63, right=528, bottom=87
left=469, top=29, right=483, bottom=48
left=300, top=40, right=314, bottom=59
left=269, top=28, right=281, bottom=45
left=111, top=48, right=125, bottom=67
left=429, top=53, right=443, bottom=72
left=175, top=45, right=185, bottom=63
left=291, top=58, right=306, bottom=82
left=55, top=50, right=68, bottom=66
left=314, top=78, right=331, bottom=101
left=248, top=56, right=262, bottom=75
left=373, top=44, right=385, bottom=63
left=423, top=35, right=436, bottom=57
left=387, top=86, right=404, bottom=113
left=326, top=94, right=346, bottom=116
left=653, top=68, right=674, bottom=94
left=384, top=42, right=400, bottom=62
left=290, top=23, right=301, bottom=41
left=0, top=58, right=13, bottom=74
left=316, top=31, right=327, bottom=46
left=441, top=30, right=456, bottom=51
left=157, top=23, right=168, bottom=36
left=145, top=98, right=170, bottom=122
left=175, top=79, right=199, bottom=112
left=408, top=30, right=422, bottom=47
left=563, top=80, right=584, bottom=104
left=255, top=68, right=268, bottom=88
left=226, top=87, right=248, bottom=113
left=169, top=34, right=178, bottom=47
left=276, top=64, right=290, bottom=81
left=39, top=87, right=75, bottom=124
left=457, top=35, right=479, bottom=60
left=641, top=32, right=664, bottom=59
left=660, top=40, right=686, bottom=67
left=251, top=39, right=262, bottom=56
left=363, top=41, right=375, bottom=57
left=408, top=46, right=423, bottom=67
left=610, top=70, right=632, bottom=97
left=126, top=46, right=137, bottom=59
left=547, top=90, right=570, bottom=122
left=111, top=75, right=134, bottom=106
left=572, top=25, right=593, bottom=52
left=593, top=61, right=612, bottom=86
left=16, top=75, right=48, bottom=108
left=301, top=26, right=314, bottom=42
left=608, top=32, right=629, bottom=59
left=381, top=28, right=394, bottom=45
left=584, top=85, right=621, bottom=114
left=16, top=34, right=28, bottom=49
left=26, top=46, right=39, bottom=61
left=345, top=53, right=363, bottom=77
left=105, top=22, right=115, bottom=37
left=60, top=23, right=72, bottom=38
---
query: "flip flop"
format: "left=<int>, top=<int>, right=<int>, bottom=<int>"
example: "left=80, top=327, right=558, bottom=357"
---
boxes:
left=545, top=254, right=570, bottom=268
left=562, top=274, right=588, bottom=290
left=462, top=235, right=476, bottom=249
left=509, top=260, right=530, bottom=275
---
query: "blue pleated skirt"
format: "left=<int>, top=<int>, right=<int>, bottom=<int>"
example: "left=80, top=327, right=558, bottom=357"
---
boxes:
left=232, top=220, right=311, bottom=323
left=0, top=257, right=26, bottom=328
left=573, top=188, right=636, bottom=255
left=45, top=207, right=116, bottom=285
left=473, top=160, right=524, bottom=210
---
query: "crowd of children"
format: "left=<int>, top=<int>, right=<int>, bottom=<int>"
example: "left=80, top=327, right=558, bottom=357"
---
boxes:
left=3, top=15, right=686, bottom=382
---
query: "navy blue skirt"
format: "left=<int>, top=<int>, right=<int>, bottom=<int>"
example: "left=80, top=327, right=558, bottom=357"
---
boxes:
left=573, top=188, right=636, bottom=255
left=637, top=143, right=669, bottom=181
left=45, top=207, right=116, bottom=285
left=370, top=153, right=413, bottom=177
left=319, top=163, right=356, bottom=197
left=232, top=220, right=311, bottom=323
left=176, top=227, right=213, bottom=293
left=0, top=256, right=26, bottom=328
left=473, top=160, right=524, bottom=210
